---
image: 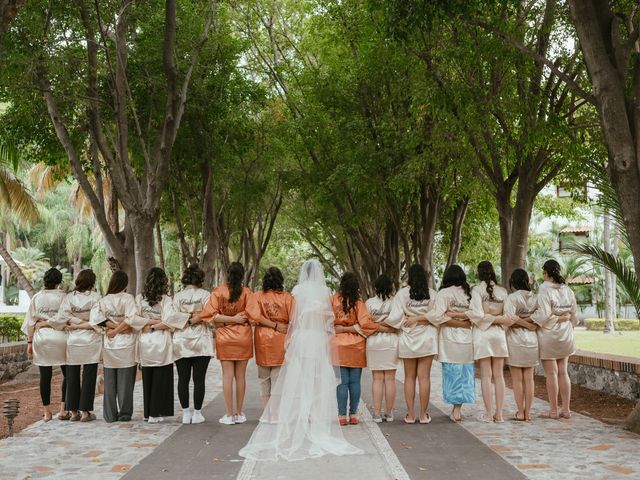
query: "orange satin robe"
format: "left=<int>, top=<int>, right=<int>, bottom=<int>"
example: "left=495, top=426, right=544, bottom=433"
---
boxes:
left=246, top=290, right=295, bottom=367
left=201, top=285, right=253, bottom=361
left=330, top=295, right=377, bottom=368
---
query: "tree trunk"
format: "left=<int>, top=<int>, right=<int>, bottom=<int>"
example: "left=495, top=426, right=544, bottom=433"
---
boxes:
left=446, top=196, right=470, bottom=268
left=603, top=212, right=615, bottom=333
left=156, top=222, right=165, bottom=271
left=0, top=0, right=25, bottom=34
left=131, top=215, right=156, bottom=294
left=0, top=239, right=35, bottom=297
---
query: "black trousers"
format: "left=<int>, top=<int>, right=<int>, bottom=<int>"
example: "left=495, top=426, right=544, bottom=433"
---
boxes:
left=142, top=364, right=174, bottom=418
left=175, top=356, right=210, bottom=410
left=39, top=365, right=67, bottom=406
left=65, top=364, right=98, bottom=412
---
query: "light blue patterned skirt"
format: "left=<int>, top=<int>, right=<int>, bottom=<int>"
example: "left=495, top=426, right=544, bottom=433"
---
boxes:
left=442, top=362, right=475, bottom=405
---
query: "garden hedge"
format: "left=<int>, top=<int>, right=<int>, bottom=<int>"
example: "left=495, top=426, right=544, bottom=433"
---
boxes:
left=584, top=318, right=640, bottom=331
left=0, top=314, right=25, bottom=341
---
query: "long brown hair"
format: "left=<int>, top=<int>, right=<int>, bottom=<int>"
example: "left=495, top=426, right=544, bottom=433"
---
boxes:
left=339, top=272, right=360, bottom=313
left=227, top=262, right=244, bottom=303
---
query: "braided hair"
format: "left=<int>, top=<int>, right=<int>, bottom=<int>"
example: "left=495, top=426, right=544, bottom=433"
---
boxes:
left=440, top=264, right=472, bottom=301
left=143, top=267, right=169, bottom=307
left=477, top=261, right=498, bottom=300
left=339, top=272, right=360, bottom=314
left=227, top=262, right=245, bottom=303
left=543, top=259, right=565, bottom=284
left=408, top=264, right=429, bottom=301
left=374, top=274, right=393, bottom=301
left=509, top=268, right=531, bottom=292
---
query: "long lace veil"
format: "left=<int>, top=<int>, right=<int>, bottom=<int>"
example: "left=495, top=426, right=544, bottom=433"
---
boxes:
left=239, top=259, right=363, bottom=461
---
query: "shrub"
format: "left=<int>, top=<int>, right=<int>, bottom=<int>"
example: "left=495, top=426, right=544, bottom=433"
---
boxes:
left=584, top=318, right=640, bottom=331
left=0, top=314, right=25, bottom=341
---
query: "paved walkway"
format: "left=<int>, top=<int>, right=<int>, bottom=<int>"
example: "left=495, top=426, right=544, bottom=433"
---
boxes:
left=0, top=361, right=638, bottom=480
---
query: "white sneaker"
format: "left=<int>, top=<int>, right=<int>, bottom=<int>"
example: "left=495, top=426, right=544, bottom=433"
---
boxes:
left=218, top=414, right=235, bottom=425
left=182, top=410, right=192, bottom=425
left=234, top=413, right=247, bottom=424
left=148, top=416, right=164, bottom=424
left=191, top=410, right=205, bottom=424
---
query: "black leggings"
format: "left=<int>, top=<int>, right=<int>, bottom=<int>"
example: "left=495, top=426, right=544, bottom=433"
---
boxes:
left=175, top=356, right=210, bottom=410
left=65, top=364, right=98, bottom=412
left=39, top=365, right=67, bottom=406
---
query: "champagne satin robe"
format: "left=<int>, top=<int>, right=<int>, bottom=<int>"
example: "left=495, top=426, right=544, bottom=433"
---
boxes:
left=246, top=290, right=295, bottom=367
left=163, top=286, right=213, bottom=359
left=330, top=295, right=377, bottom=368
left=426, top=286, right=473, bottom=364
left=531, top=281, right=578, bottom=360
left=468, top=281, right=509, bottom=360
left=21, top=289, right=68, bottom=366
left=55, top=291, right=103, bottom=365
left=89, top=292, right=146, bottom=369
left=504, top=290, right=539, bottom=367
left=137, top=295, right=174, bottom=367
left=201, top=285, right=253, bottom=361
left=364, top=295, right=399, bottom=370
left=386, top=286, right=438, bottom=359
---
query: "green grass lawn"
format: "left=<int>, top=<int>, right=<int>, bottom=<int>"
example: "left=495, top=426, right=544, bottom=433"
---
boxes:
left=574, top=329, right=640, bottom=358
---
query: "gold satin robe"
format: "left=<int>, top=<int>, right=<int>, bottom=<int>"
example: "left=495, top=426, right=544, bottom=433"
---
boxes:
left=22, top=289, right=68, bottom=367
left=531, top=282, right=578, bottom=360
left=504, top=290, right=539, bottom=367
left=55, top=290, right=102, bottom=365
left=426, top=286, right=473, bottom=364
left=468, top=281, right=509, bottom=360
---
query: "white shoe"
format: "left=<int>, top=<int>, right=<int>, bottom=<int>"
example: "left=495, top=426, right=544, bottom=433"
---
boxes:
left=219, top=415, right=235, bottom=425
left=192, top=410, right=205, bottom=424
left=182, top=410, right=192, bottom=425
left=234, top=413, right=247, bottom=424
left=148, top=416, right=164, bottom=424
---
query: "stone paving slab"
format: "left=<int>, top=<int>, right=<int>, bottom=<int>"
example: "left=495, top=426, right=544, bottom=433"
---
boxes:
left=0, top=362, right=222, bottom=480
left=425, top=364, right=640, bottom=480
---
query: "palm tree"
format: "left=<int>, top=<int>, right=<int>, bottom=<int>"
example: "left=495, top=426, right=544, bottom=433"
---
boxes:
left=0, top=140, right=37, bottom=297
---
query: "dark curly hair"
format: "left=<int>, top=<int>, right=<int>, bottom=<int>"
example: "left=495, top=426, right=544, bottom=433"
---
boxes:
left=477, top=261, right=498, bottom=300
left=143, top=267, right=169, bottom=307
left=182, top=264, right=205, bottom=288
left=509, top=268, right=531, bottom=292
left=74, top=269, right=96, bottom=292
left=374, top=274, right=393, bottom=301
left=43, top=268, right=63, bottom=289
left=106, top=271, right=128, bottom=295
left=262, top=267, right=284, bottom=292
left=408, top=264, right=429, bottom=301
left=339, top=272, right=360, bottom=314
left=227, top=262, right=244, bottom=303
left=440, top=264, right=472, bottom=301
left=543, top=259, right=565, bottom=284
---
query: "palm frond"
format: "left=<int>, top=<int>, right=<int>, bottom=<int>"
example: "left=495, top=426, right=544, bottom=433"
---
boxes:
left=0, top=140, right=19, bottom=170
left=28, top=162, right=67, bottom=200
left=566, top=241, right=640, bottom=317
left=0, top=166, right=39, bottom=224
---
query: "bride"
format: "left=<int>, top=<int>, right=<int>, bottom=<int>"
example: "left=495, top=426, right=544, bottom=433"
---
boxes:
left=239, top=259, right=363, bottom=461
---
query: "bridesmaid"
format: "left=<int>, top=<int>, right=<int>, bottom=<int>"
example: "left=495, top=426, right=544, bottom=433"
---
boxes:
left=246, top=267, right=295, bottom=408
left=504, top=268, right=539, bottom=422
left=164, top=265, right=212, bottom=425
left=90, top=271, right=145, bottom=423
left=137, top=268, right=175, bottom=423
left=201, top=262, right=253, bottom=425
left=426, top=264, right=474, bottom=422
left=331, top=272, right=376, bottom=426
left=386, top=264, right=437, bottom=424
left=56, top=269, right=102, bottom=422
left=365, top=274, right=398, bottom=423
left=468, top=261, right=511, bottom=423
left=23, top=268, right=68, bottom=421
left=531, top=260, right=577, bottom=419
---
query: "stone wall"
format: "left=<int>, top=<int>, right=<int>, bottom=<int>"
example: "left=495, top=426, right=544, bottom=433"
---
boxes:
left=0, top=341, right=30, bottom=382
left=535, top=350, right=640, bottom=401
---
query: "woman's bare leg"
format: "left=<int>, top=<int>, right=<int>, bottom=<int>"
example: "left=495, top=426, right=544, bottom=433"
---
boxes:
left=541, top=359, right=559, bottom=417
left=478, top=357, right=493, bottom=421
left=372, top=371, right=384, bottom=416
left=384, top=370, right=397, bottom=414
left=509, top=366, right=525, bottom=419
left=492, top=357, right=505, bottom=421
left=523, top=367, right=535, bottom=420
left=557, top=357, right=571, bottom=416
left=234, top=360, right=248, bottom=415
left=403, top=358, right=417, bottom=422
left=417, top=356, right=433, bottom=421
left=221, top=361, right=235, bottom=417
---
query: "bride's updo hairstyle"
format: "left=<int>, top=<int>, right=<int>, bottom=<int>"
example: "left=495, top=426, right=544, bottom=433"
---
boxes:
left=339, top=272, right=360, bottom=314
left=263, top=267, right=284, bottom=292
left=543, top=259, right=565, bottom=284
left=227, top=262, right=245, bottom=303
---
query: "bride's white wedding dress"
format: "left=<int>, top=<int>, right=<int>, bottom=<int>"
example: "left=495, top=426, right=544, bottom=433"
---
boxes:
left=239, top=259, right=363, bottom=461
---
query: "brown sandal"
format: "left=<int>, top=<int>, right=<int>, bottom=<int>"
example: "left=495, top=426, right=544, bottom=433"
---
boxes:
left=58, top=412, right=71, bottom=421
left=80, top=413, right=96, bottom=422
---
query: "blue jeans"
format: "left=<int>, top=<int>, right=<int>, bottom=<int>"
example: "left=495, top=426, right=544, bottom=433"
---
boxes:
left=337, top=367, right=362, bottom=416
